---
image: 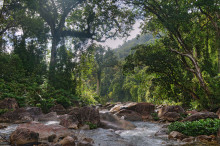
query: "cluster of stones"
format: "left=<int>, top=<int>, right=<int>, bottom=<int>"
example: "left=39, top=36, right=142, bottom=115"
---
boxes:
left=0, top=98, right=98, bottom=145
left=0, top=98, right=220, bottom=145
left=104, top=102, right=220, bottom=145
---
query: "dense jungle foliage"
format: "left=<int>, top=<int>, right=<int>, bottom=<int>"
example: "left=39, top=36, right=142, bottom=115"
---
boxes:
left=0, top=0, right=220, bottom=112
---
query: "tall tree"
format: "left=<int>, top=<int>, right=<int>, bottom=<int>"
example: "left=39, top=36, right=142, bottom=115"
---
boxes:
left=194, top=0, right=220, bottom=73
left=24, top=0, right=135, bottom=85
left=0, top=0, right=23, bottom=51
left=0, top=0, right=20, bottom=36
left=128, top=0, right=218, bottom=98
left=90, top=44, right=118, bottom=95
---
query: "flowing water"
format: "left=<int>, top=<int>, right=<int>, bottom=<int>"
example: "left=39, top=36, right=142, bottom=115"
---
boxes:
left=79, top=121, right=181, bottom=146
left=0, top=118, right=215, bottom=146
left=0, top=120, right=178, bottom=146
left=0, top=121, right=60, bottom=145
left=0, top=124, right=18, bottom=140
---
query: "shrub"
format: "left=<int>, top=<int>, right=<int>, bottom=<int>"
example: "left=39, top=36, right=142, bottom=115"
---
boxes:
left=0, top=109, right=9, bottom=115
left=168, top=118, right=220, bottom=136
left=37, top=97, right=55, bottom=113
left=151, top=112, right=159, bottom=121
left=85, top=122, right=98, bottom=129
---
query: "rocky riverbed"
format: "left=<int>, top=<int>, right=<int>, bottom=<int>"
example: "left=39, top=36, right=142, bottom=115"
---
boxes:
left=0, top=118, right=179, bottom=146
left=0, top=98, right=220, bottom=145
left=1, top=116, right=217, bottom=146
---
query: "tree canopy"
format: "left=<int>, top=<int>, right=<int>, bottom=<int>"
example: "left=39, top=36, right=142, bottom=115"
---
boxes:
left=0, top=0, right=219, bottom=111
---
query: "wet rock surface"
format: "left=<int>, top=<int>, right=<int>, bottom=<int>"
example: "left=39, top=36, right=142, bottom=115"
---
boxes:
left=0, top=107, right=42, bottom=123
left=17, top=122, right=71, bottom=141
left=100, top=112, right=136, bottom=130
left=69, top=106, right=100, bottom=126
left=182, top=137, right=195, bottom=143
left=59, top=114, right=79, bottom=129
left=50, top=104, right=66, bottom=115
left=10, top=128, right=39, bottom=145
left=58, top=136, right=77, bottom=146
left=4, top=121, right=95, bottom=146
left=104, top=102, right=121, bottom=110
left=195, top=135, right=214, bottom=142
left=115, top=109, right=142, bottom=121
left=160, top=112, right=181, bottom=122
left=110, top=102, right=155, bottom=121
left=182, top=112, right=218, bottom=122
left=124, top=102, right=155, bottom=117
left=158, top=105, right=185, bottom=118
left=109, top=103, right=124, bottom=113
left=168, top=131, right=187, bottom=140
left=38, top=112, right=58, bottom=122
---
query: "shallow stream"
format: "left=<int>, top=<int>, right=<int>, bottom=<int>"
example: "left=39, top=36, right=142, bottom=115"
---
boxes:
left=78, top=121, right=181, bottom=146
left=0, top=117, right=215, bottom=146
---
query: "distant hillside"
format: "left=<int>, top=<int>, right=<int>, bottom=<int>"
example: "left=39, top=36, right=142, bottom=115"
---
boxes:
left=114, top=33, right=155, bottom=59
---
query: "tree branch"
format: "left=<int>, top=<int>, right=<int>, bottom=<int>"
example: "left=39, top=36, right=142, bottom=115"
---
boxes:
left=38, top=0, right=55, bottom=29
left=61, top=30, right=93, bottom=38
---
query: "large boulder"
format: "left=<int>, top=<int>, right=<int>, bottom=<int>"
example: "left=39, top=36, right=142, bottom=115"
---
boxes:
left=10, top=128, right=39, bottom=145
left=115, top=109, right=142, bottom=121
left=59, top=114, right=79, bottom=129
left=17, top=122, right=71, bottom=141
left=38, top=112, right=58, bottom=122
left=195, top=135, right=213, bottom=142
left=67, top=107, right=80, bottom=114
left=50, top=104, right=66, bottom=115
left=102, top=102, right=116, bottom=110
left=59, top=136, right=77, bottom=146
left=124, top=103, right=155, bottom=117
left=0, top=107, right=42, bottom=123
left=0, top=98, right=19, bottom=110
left=158, top=105, right=185, bottom=118
left=168, top=131, right=187, bottom=140
left=100, top=112, right=136, bottom=130
left=109, top=104, right=123, bottom=113
left=160, top=112, right=181, bottom=122
left=79, top=137, right=94, bottom=146
left=25, top=107, right=42, bottom=117
left=69, top=106, right=100, bottom=126
left=182, top=137, right=195, bottom=143
left=182, top=112, right=218, bottom=122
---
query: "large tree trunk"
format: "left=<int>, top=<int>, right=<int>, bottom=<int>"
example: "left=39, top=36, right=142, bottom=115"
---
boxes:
left=171, top=49, right=211, bottom=97
left=192, top=58, right=210, bottom=96
left=49, top=36, right=59, bottom=84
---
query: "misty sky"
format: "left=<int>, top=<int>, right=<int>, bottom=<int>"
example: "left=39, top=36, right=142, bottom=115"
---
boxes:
left=101, top=22, right=141, bottom=49
left=0, top=0, right=3, bottom=8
